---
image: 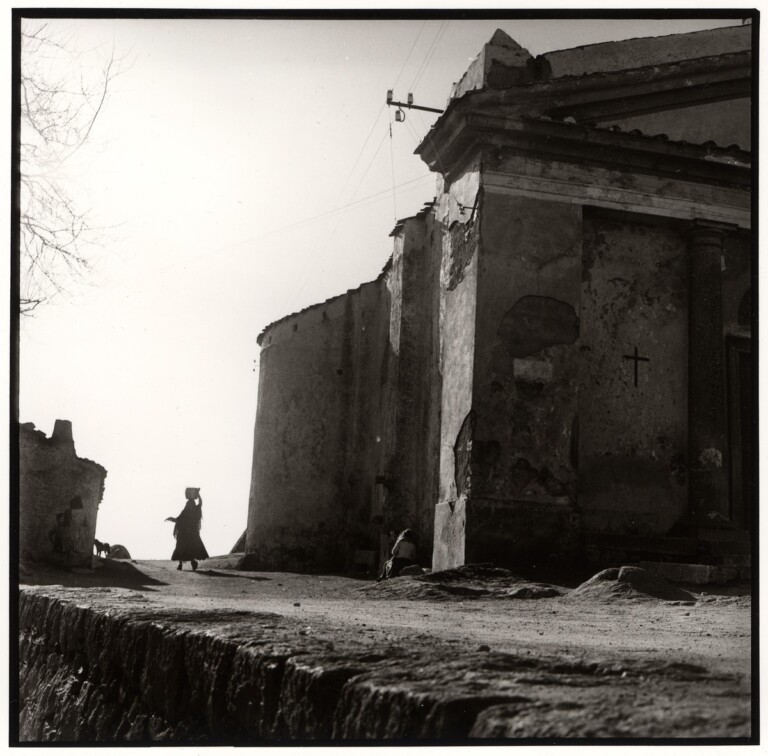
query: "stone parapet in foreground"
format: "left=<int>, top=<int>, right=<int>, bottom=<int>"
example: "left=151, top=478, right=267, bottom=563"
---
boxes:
left=18, top=585, right=751, bottom=742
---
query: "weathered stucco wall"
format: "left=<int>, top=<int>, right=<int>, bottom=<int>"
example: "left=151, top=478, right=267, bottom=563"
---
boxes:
left=466, top=190, right=582, bottom=567
left=383, top=211, right=442, bottom=555
left=19, top=421, right=107, bottom=568
left=247, top=280, right=389, bottom=572
left=579, top=213, right=688, bottom=536
left=432, top=169, right=481, bottom=571
left=434, top=176, right=583, bottom=571
left=473, top=192, right=581, bottom=503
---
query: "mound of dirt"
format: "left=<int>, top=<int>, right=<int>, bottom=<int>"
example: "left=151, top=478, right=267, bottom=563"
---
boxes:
left=361, top=563, right=563, bottom=601
left=419, top=564, right=521, bottom=584
left=566, top=566, right=695, bottom=602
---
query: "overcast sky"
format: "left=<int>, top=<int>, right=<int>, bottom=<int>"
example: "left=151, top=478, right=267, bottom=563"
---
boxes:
left=17, top=14, right=742, bottom=560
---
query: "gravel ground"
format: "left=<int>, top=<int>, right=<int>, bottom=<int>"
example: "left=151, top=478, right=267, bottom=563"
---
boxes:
left=20, top=555, right=754, bottom=740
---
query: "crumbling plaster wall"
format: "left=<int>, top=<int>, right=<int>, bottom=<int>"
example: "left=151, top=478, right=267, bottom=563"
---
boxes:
left=247, top=280, right=389, bottom=572
left=579, top=214, right=688, bottom=536
left=383, top=211, right=442, bottom=553
left=434, top=160, right=584, bottom=570
left=473, top=192, right=581, bottom=502
left=19, top=421, right=107, bottom=568
left=464, top=189, right=582, bottom=568
left=432, top=168, right=481, bottom=571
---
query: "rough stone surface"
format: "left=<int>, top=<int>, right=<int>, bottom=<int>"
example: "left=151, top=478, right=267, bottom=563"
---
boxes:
left=19, top=421, right=107, bottom=568
left=579, top=215, right=688, bottom=536
left=566, top=566, right=694, bottom=602
left=17, top=560, right=752, bottom=743
left=639, top=561, right=739, bottom=585
left=248, top=278, right=389, bottom=572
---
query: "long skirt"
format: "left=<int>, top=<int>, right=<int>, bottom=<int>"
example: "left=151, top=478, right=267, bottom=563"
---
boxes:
left=172, top=529, right=209, bottom=561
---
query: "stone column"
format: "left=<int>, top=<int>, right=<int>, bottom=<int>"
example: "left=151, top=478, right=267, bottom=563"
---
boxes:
left=687, top=221, right=731, bottom=522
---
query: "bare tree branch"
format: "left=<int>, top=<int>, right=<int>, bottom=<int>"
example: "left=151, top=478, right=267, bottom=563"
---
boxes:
left=19, top=21, right=123, bottom=314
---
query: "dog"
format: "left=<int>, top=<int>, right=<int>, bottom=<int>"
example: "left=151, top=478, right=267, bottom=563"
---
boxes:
left=94, top=539, right=111, bottom=558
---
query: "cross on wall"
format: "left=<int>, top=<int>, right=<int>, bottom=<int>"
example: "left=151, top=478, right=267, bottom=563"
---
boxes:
left=623, top=346, right=650, bottom=387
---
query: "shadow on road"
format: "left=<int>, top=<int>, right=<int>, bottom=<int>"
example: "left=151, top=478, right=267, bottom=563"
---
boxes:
left=197, top=569, right=271, bottom=582
left=19, top=558, right=168, bottom=592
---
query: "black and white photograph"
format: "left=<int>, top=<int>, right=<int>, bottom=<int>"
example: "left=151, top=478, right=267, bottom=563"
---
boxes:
left=12, top=7, right=757, bottom=745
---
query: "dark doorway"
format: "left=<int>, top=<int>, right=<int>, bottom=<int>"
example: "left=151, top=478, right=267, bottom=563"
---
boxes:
left=727, top=337, right=753, bottom=531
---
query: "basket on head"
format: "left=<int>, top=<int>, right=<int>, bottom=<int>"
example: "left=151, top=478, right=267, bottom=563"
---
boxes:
left=185, top=487, right=200, bottom=500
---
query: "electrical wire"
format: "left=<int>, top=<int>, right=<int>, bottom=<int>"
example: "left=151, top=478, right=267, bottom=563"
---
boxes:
left=391, top=20, right=427, bottom=92
left=409, top=20, right=449, bottom=94
left=287, top=18, right=439, bottom=313
left=98, top=173, right=435, bottom=296
left=277, top=101, right=390, bottom=311
left=103, top=22, right=448, bottom=306
left=403, top=116, right=424, bottom=149
left=333, top=103, right=386, bottom=209
left=408, top=20, right=443, bottom=91
left=348, top=127, right=389, bottom=204
left=412, top=20, right=450, bottom=93
left=284, top=124, right=391, bottom=309
left=287, top=174, right=431, bottom=309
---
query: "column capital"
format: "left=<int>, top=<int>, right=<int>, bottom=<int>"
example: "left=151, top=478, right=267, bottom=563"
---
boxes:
left=686, top=219, right=738, bottom=244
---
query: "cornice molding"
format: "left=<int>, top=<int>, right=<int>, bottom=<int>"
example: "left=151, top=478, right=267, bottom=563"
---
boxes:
left=419, top=113, right=751, bottom=190
left=482, top=160, right=750, bottom=230
left=417, top=51, right=751, bottom=186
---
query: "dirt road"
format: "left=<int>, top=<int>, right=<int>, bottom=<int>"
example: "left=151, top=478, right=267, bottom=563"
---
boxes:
left=21, top=556, right=753, bottom=740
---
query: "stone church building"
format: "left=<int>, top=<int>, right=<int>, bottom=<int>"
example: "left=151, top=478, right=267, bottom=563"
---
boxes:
left=246, top=24, right=753, bottom=578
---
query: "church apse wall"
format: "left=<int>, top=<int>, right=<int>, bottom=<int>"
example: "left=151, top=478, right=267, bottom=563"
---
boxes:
left=579, top=213, right=688, bottom=536
left=247, top=279, right=389, bottom=571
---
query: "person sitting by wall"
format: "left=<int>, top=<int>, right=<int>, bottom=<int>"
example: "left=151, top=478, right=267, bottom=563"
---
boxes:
left=378, top=529, right=418, bottom=581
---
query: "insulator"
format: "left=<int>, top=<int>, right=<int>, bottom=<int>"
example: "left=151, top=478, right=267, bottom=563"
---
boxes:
left=386, top=89, right=393, bottom=104
left=395, top=109, right=405, bottom=122
left=407, top=92, right=414, bottom=105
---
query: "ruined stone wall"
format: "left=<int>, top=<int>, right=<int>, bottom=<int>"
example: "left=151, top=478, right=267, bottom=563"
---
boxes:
left=19, top=421, right=107, bottom=568
left=432, top=168, right=481, bottom=570
left=246, top=280, right=389, bottom=572
left=382, top=211, right=442, bottom=556
left=463, top=190, right=582, bottom=567
left=579, top=213, right=688, bottom=536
